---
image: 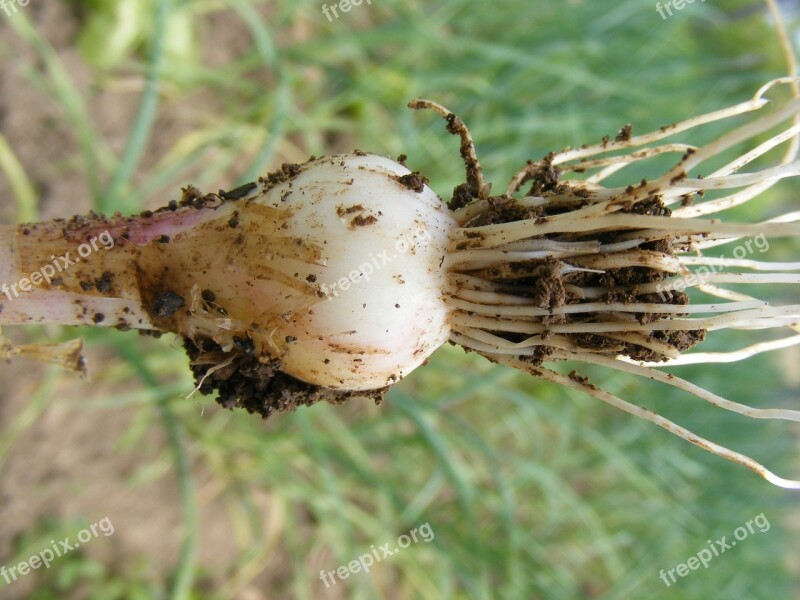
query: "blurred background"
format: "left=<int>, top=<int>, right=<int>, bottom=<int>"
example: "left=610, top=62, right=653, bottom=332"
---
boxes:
left=0, top=0, right=799, bottom=598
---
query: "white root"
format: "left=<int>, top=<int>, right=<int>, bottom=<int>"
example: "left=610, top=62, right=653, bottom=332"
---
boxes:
left=547, top=348, right=800, bottom=423
left=626, top=334, right=800, bottom=366
left=678, top=256, right=800, bottom=271
left=452, top=306, right=800, bottom=335
left=449, top=214, right=800, bottom=250
left=448, top=296, right=767, bottom=318
left=486, top=355, right=800, bottom=490
left=429, top=77, right=800, bottom=488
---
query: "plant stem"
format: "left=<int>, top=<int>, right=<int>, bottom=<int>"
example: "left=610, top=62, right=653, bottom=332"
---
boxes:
left=0, top=200, right=232, bottom=330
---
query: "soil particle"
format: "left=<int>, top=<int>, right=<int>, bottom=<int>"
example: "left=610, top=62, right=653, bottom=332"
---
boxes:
left=350, top=214, right=378, bottom=227
left=466, top=197, right=544, bottom=228
left=152, top=291, right=186, bottom=318
left=336, top=204, right=365, bottom=217
left=179, top=185, right=218, bottom=210
left=393, top=172, right=429, bottom=193
left=183, top=338, right=386, bottom=419
left=665, top=328, right=706, bottom=352
left=508, top=153, right=566, bottom=197
left=257, top=162, right=306, bottom=193
left=530, top=259, right=567, bottom=309
left=629, top=196, right=672, bottom=217
left=448, top=182, right=477, bottom=210
left=615, top=124, right=633, bottom=142
left=569, top=370, right=590, bottom=386
left=233, top=336, right=255, bottom=355
left=527, top=155, right=563, bottom=196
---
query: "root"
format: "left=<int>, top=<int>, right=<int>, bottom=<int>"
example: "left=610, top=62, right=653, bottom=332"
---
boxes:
left=409, top=98, right=491, bottom=207
left=488, top=354, right=800, bottom=490
left=423, top=78, right=800, bottom=488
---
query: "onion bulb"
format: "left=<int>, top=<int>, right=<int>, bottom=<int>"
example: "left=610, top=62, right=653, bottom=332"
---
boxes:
left=226, top=153, right=456, bottom=391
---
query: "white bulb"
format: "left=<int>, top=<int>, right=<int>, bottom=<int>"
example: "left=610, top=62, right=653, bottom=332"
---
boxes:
left=254, top=153, right=456, bottom=391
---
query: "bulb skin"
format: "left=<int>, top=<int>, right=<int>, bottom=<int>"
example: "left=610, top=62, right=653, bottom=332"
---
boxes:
left=248, top=153, right=456, bottom=391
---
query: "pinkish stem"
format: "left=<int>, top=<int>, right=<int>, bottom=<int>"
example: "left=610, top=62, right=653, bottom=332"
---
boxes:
left=0, top=196, right=233, bottom=331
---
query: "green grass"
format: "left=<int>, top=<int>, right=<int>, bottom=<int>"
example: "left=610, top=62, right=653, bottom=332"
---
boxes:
left=1, top=0, right=799, bottom=598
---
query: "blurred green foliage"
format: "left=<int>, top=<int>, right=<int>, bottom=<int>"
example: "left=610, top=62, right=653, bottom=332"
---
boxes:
left=1, top=0, right=799, bottom=598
